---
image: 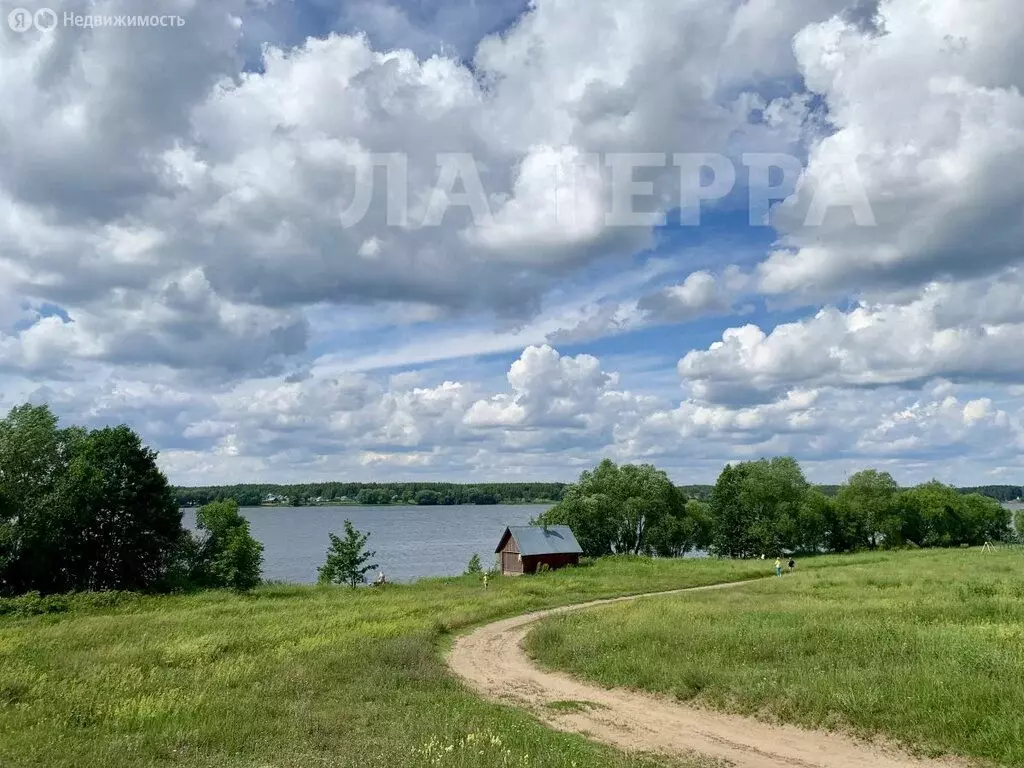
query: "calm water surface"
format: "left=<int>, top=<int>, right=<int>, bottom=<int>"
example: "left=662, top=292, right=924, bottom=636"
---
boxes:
left=181, top=504, right=548, bottom=584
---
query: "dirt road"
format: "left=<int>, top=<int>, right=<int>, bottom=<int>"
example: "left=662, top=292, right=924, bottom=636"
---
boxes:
left=447, top=581, right=963, bottom=768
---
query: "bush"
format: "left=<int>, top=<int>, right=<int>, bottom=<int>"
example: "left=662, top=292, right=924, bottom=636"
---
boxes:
left=465, top=553, right=482, bottom=575
left=319, top=521, right=377, bottom=587
left=189, top=500, right=264, bottom=592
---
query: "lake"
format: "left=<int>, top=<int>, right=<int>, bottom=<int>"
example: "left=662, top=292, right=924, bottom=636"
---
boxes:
left=181, top=504, right=549, bottom=584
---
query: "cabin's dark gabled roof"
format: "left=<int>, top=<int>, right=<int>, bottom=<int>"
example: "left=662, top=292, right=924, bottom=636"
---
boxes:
left=495, top=525, right=583, bottom=556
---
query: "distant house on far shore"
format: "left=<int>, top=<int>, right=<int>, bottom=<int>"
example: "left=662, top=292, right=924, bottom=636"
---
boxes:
left=495, top=525, right=582, bottom=576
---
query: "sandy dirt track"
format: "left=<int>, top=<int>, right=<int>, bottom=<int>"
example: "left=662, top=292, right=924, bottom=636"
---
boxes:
left=447, top=580, right=964, bottom=768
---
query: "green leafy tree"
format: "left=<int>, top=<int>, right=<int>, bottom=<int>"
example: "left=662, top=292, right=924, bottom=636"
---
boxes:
left=414, top=489, right=443, bottom=505
left=465, top=488, right=498, bottom=504
left=537, top=459, right=695, bottom=556
left=708, top=458, right=809, bottom=557
left=465, top=553, right=483, bottom=575
left=795, top=488, right=830, bottom=553
left=741, top=457, right=809, bottom=555
left=835, top=470, right=900, bottom=549
left=898, top=482, right=959, bottom=548
left=685, top=499, right=713, bottom=544
left=708, top=463, right=751, bottom=557
left=61, top=426, right=186, bottom=591
left=647, top=498, right=711, bottom=557
left=823, top=490, right=867, bottom=552
left=960, top=493, right=1012, bottom=544
left=164, top=528, right=205, bottom=592
left=895, top=482, right=1008, bottom=548
left=1015, top=509, right=1024, bottom=541
left=356, top=487, right=392, bottom=504
left=319, top=520, right=378, bottom=587
left=0, top=405, right=186, bottom=595
left=0, top=405, right=83, bottom=594
left=193, top=499, right=264, bottom=591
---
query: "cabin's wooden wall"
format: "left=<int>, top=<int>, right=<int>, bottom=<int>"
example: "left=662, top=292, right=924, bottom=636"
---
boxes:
left=501, top=551, right=524, bottom=574
left=499, top=534, right=524, bottom=574
left=521, top=553, right=579, bottom=574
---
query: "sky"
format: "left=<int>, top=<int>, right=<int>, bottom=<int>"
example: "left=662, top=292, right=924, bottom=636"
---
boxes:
left=1, top=0, right=1022, bottom=487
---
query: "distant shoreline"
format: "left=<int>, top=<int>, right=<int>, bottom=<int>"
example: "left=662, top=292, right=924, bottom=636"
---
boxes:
left=179, top=500, right=558, bottom=509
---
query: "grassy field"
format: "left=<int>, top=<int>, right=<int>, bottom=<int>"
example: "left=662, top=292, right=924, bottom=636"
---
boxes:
left=0, top=555, right=795, bottom=768
left=526, top=548, right=1024, bottom=766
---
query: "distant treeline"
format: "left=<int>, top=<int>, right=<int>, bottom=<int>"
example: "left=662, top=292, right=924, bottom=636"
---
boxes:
left=540, top=459, right=1022, bottom=559
left=173, top=482, right=1021, bottom=508
left=174, top=482, right=570, bottom=507
left=958, top=485, right=1024, bottom=502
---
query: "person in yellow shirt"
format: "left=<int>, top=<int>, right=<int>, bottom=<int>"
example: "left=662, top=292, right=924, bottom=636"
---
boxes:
left=775, top=558, right=782, bottom=576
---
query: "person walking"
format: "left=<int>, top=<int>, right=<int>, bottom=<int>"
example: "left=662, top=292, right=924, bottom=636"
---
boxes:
left=775, top=558, right=782, bottom=577
left=788, top=558, right=796, bottom=573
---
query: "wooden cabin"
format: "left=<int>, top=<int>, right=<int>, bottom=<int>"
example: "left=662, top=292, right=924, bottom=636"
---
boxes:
left=494, top=525, right=583, bottom=575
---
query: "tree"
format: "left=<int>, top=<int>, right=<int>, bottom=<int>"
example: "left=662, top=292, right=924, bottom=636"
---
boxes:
left=164, top=528, right=205, bottom=592
left=465, top=553, right=482, bottom=575
left=646, top=498, right=711, bottom=557
left=708, top=458, right=809, bottom=557
left=795, top=488, right=830, bottom=553
left=1016, top=509, right=1024, bottom=542
left=0, top=405, right=187, bottom=595
left=61, top=426, right=186, bottom=592
left=0, top=404, right=83, bottom=594
left=708, top=463, right=751, bottom=557
left=414, top=489, right=443, bottom=506
left=319, top=520, right=378, bottom=587
left=192, top=499, right=264, bottom=591
left=834, top=470, right=900, bottom=549
left=895, top=482, right=1009, bottom=548
left=960, top=493, right=1012, bottom=544
left=536, top=459, right=696, bottom=557
left=358, top=486, right=385, bottom=505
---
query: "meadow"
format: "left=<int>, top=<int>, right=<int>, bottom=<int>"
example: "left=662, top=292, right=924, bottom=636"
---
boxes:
left=526, top=548, right=1024, bottom=766
left=0, top=555, right=785, bottom=768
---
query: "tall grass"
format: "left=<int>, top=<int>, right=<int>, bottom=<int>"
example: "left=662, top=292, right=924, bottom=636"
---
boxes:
left=0, top=555, right=779, bottom=768
left=526, top=548, right=1024, bottom=765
